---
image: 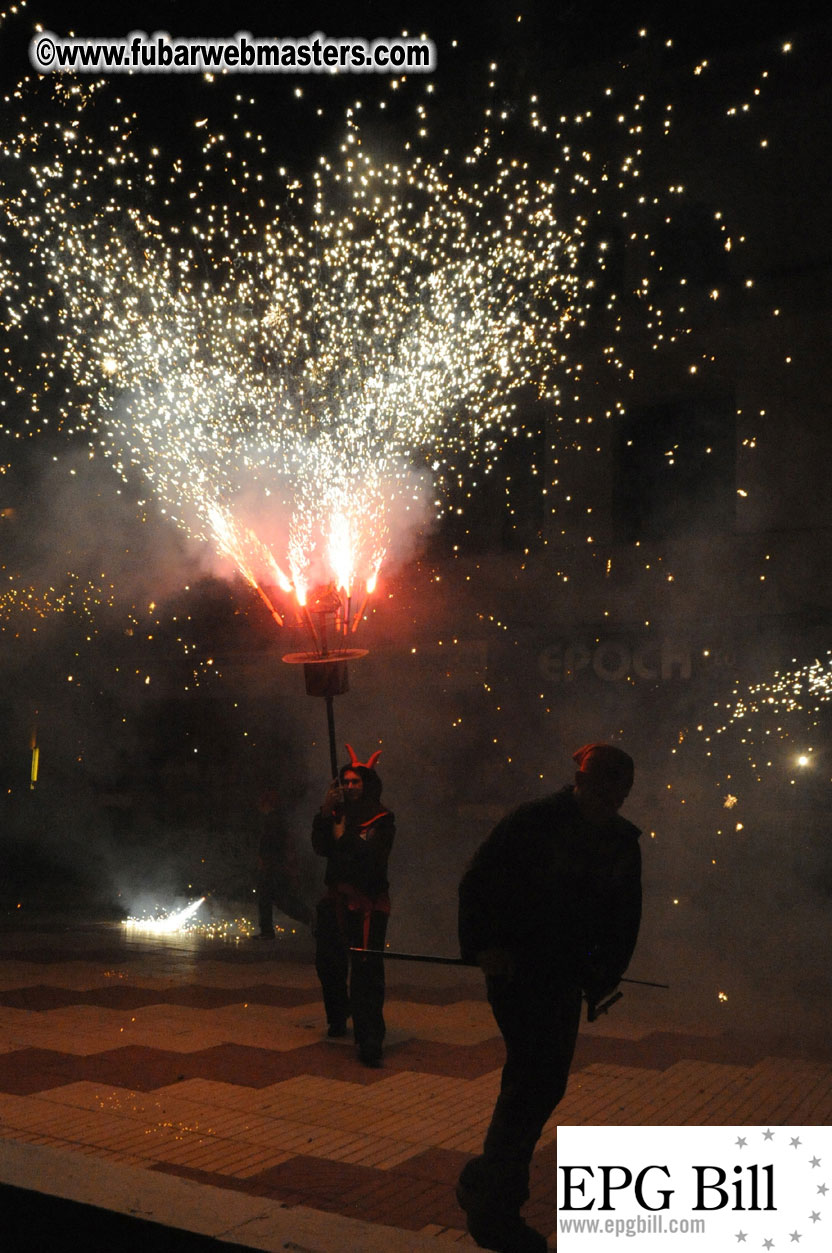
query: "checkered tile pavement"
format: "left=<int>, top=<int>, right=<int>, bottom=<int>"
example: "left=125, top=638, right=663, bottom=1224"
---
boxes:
left=1, top=922, right=830, bottom=1249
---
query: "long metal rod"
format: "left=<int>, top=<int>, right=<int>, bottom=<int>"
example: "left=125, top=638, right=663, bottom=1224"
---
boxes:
left=325, top=695, right=338, bottom=778
left=350, top=947, right=668, bottom=987
left=351, top=947, right=468, bottom=966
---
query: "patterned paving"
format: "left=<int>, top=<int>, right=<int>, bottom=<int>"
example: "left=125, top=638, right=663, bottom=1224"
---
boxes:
left=1, top=923, right=831, bottom=1246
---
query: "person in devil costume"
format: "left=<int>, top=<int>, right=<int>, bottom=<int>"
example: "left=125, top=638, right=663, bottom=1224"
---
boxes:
left=456, top=743, right=641, bottom=1253
left=311, top=744, right=395, bottom=1067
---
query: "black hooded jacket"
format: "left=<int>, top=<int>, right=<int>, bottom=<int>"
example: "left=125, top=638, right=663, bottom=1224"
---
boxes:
left=458, top=786, right=641, bottom=987
left=311, top=764, right=395, bottom=901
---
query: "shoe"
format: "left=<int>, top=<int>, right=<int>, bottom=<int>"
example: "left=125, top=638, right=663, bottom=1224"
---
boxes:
left=455, top=1183, right=547, bottom=1252
left=357, top=1044, right=382, bottom=1067
left=327, top=1022, right=348, bottom=1038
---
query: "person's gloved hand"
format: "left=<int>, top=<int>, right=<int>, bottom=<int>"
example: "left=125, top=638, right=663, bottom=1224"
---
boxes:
left=584, top=978, right=619, bottom=1005
left=322, top=779, right=343, bottom=815
left=582, top=954, right=621, bottom=1007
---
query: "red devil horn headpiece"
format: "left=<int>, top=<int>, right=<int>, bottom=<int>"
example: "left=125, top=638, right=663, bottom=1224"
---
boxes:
left=345, top=742, right=382, bottom=771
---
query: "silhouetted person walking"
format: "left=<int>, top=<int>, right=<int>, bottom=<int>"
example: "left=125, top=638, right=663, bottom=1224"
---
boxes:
left=456, top=743, right=642, bottom=1252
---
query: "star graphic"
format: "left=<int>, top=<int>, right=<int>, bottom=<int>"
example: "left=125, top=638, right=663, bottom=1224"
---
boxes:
left=818, top=1184, right=829, bottom=1196
left=736, top=1135, right=747, bottom=1148
left=763, top=1242, right=774, bottom=1251
left=810, top=1211, right=821, bottom=1223
left=790, top=1137, right=802, bottom=1149
left=810, top=1156, right=821, bottom=1168
left=735, top=1233, right=747, bottom=1243
left=789, top=1232, right=802, bottom=1243
left=763, top=1129, right=775, bottom=1141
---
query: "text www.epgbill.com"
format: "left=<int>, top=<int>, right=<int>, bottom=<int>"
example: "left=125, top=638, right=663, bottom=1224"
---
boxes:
left=560, top=1214, right=707, bottom=1238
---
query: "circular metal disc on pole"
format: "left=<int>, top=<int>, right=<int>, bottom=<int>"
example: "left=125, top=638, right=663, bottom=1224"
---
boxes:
left=282, top=649, right=368, bottom=663
left=282, top=649, right=368, bottom=697
left=283, top=649, right=369, bottom=777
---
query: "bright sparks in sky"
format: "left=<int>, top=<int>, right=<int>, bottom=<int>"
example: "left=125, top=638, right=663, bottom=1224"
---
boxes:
left=1, top=73, right=614, bottom=625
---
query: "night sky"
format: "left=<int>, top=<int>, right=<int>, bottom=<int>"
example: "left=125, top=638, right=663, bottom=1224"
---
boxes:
left=1, top=1, right=831, bottom=1033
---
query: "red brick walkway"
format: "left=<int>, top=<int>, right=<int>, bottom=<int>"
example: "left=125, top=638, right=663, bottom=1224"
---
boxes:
left=1, top=922, right=830, bottom=1247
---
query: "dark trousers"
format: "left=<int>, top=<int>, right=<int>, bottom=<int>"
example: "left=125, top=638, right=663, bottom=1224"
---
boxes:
left=460, top=968, right=583, bottom=1212
left=257, top=871, right=312, bottom=933
left=314, top=898, right=388, bottom=1054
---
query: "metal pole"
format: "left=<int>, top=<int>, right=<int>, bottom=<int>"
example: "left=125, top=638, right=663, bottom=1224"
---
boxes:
left=350, top=948, right=669, bottom=987
left=325, top=694, right=338, bottom=778
left=351, top=947, right=468, bottom=966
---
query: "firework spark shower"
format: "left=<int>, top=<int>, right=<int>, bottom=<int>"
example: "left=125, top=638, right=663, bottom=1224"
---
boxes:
left=0, top=56, right=630, bottom=625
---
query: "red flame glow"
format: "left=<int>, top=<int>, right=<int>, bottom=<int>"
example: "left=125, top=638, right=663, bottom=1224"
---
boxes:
left=207, top=499, right=384, bottom=641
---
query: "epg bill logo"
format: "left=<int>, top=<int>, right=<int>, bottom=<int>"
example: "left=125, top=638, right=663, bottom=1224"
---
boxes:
left=557, top=1126, right=829, bottom=1249
left=561, top=1162, right=774, bottom=1212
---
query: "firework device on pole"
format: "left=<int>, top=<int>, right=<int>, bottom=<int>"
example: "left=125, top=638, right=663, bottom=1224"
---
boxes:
left=283, top=583, right=368, bottom=778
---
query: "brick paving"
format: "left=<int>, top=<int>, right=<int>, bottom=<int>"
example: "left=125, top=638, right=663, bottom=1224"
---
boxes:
left=0, top=920, right=830, bottom=1249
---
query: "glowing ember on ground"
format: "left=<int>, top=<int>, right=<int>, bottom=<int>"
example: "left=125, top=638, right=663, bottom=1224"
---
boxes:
left=175, top=915, right=263, bottom=942
left=122, top=897, right=206, bottom=934
left=120, top=903, right=294, bottom=942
